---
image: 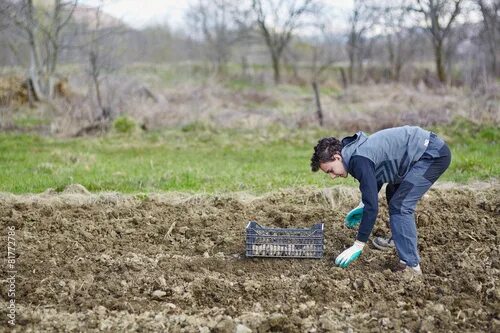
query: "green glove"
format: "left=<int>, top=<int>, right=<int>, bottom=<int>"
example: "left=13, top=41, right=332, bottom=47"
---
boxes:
left=344, top=202, right=364, bottom=229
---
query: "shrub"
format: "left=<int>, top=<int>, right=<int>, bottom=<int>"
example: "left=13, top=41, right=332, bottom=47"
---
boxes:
left=113, top=116, right=136, bottom=134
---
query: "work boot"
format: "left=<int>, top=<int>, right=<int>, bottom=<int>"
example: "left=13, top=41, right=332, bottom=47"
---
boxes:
left=372, top=236, right=395, bottom=251
left=392, top=260, right=422, bottom=275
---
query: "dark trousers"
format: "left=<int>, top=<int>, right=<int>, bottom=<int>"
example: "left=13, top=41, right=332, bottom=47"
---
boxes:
left=386, top=133, right=451, bottom=267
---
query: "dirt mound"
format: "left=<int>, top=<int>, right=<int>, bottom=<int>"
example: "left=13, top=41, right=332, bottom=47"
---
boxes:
left=62, top=183, right=91, bottom=195
left=0, top=185, right=498, bottom=332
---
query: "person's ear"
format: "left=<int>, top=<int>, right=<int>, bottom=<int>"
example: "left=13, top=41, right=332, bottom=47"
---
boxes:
left=332, top=153, right=342, bottom=161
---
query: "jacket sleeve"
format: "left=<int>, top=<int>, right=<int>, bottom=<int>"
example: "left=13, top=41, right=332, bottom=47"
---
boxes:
left=349, top=155, right=379, bottom=242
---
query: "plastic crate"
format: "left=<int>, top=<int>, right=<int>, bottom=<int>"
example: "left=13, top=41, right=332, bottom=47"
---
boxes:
left=245, top=221, right=324, bottom=258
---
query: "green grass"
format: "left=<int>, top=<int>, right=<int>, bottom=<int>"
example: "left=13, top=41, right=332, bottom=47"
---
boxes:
left=124, top=63, right=212, bottom=87
left=431, top=119, right=499, bottom=182
left=13, top=113, right=51, bottom=129
left=0, top=122, right=498, bottom=194
left=225, top=77, right=266, bottom=92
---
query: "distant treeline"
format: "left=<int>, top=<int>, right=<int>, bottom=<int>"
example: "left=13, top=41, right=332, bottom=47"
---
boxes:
left=0, top=0, right=498, bottom=101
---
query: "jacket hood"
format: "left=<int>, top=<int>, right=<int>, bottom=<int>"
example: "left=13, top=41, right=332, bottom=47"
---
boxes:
left=341, top=131, right=368, bottom=170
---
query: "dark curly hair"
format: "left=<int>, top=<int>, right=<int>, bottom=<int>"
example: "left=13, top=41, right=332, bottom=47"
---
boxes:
left=310, top=137, right=343, bottom=172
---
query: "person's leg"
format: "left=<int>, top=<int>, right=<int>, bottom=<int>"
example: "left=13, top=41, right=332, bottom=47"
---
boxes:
left=386, top=183, right=400, bottom=205
left=372, top=184, right=399, bottom=250
left=385, top=183, right=400, bottom=235
left=389, top=147, right=451, bottom=268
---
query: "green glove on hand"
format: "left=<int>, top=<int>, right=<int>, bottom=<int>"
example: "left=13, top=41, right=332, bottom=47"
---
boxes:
left=335, top=240, right=365, bottom=268
left=344, top=202, right=364, bottom=229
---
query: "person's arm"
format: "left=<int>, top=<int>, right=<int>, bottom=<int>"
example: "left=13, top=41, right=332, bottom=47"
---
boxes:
left=349, top=155, right=379, bottom=242
left=344, top=181, right=383, bottom=229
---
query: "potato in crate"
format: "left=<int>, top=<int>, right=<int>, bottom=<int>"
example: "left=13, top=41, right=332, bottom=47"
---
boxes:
left=245, top=221, right=324, bottom=258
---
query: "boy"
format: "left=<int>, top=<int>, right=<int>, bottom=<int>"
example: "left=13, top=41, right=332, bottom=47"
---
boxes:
left=310, top=126, right=451, bottom=274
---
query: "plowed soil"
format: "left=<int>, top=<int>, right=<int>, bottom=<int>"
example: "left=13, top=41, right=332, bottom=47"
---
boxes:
left=0, top=184, right=498, bottom=332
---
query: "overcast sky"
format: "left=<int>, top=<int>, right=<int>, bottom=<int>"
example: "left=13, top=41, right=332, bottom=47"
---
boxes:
left=80, top=0, right=354, bottom=30
left=80, top=0, right=190, bottom=29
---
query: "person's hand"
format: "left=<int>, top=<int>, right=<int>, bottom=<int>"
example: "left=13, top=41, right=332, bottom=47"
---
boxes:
left=335, top=240, right=365, bottom=268
left=344, top=202, right=364, bottom=229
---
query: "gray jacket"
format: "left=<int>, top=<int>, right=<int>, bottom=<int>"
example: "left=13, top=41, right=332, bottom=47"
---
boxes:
left=341, top=126, right=431, bottom=185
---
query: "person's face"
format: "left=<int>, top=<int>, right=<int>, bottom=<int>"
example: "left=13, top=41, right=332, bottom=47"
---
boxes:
left=319, top=154, right=348, bottom=180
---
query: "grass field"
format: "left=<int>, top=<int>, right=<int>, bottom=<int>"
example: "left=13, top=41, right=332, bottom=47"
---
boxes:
left=0, top=120, right=498, bottom=194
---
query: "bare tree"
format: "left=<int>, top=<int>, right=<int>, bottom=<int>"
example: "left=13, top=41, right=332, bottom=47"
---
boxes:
left=309, top=20, right=341, bottom=126
left=346, top=0, right=378, bottom=84
left=251, top=0, right=319, bottom=84
left=87, top=1, right=107, bottom=121
left=186, top=0, right=244, bottom=74
left=0, top=2, right=22, bottom=67
left=80, top=0, right=128, bottom=131
left=411, top=0, right=463, bottom=83
left=2, top=0, right=78, bottom=101
left=375, top=0, right=419, bottom=81
left=308, top=19, right=340, bottom=82
left=0, top=1, right=11, bottom=31
left=476, top=0, right=499, bottom=76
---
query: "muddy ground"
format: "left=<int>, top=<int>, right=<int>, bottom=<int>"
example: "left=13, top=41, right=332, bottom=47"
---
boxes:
left=0, top=183, right=498, bottom=332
